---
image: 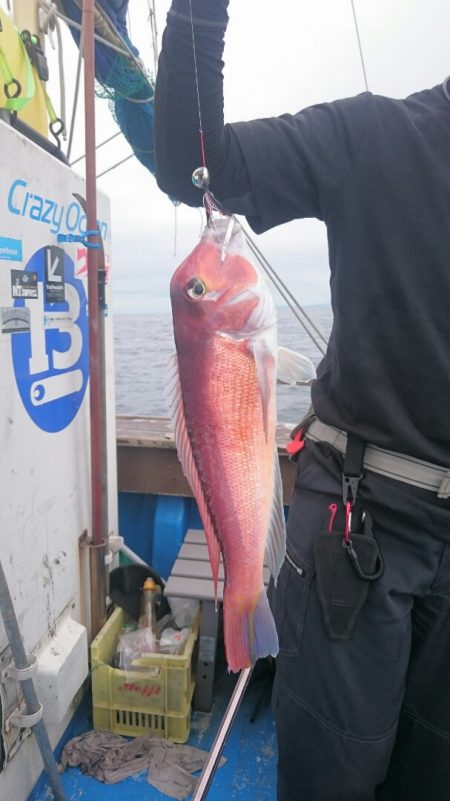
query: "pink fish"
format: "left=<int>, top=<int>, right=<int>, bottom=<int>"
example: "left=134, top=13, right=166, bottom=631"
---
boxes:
left=167, top=219, right=286, bottom=672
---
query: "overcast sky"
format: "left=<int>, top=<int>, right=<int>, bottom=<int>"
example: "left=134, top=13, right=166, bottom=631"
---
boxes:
left=8, top=0, right=450, bottom=313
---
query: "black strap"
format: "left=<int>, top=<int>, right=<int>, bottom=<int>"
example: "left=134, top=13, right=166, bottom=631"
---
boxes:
left=342, top=433, right=366, bottom=505
left=341, top=437, right=385, bottom=584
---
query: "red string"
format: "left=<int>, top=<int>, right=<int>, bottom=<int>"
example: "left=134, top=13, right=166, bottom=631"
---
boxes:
left=199, top=128, right=206, bottom=168
left=328, top=503, right=338, bottom=532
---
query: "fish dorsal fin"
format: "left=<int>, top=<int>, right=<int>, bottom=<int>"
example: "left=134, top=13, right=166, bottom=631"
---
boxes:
left=264, top=447, right=286, bottom=583
left=165, top=354, right=221, bottom=603
left=277, top=346, right=316, bottom=386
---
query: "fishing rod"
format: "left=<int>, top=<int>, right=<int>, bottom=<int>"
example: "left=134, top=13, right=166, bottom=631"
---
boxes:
left=191, top=667, right=253, bottom=801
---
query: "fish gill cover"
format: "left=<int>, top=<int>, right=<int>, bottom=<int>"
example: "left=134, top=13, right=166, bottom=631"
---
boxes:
left=58, top=0, right=156, bottom=176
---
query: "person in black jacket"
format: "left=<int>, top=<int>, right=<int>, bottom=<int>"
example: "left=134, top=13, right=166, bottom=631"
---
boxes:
left=155, top=3, right=450, bottom=799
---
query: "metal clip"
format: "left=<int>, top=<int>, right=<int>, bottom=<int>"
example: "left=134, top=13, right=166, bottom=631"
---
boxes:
left=5, top=703, right=43, bottom=732
left=21, top=30, right=49, bottom=81
left=57, top=230, right=101, bottom=249
left=4, top=77, right=21, bottom=99
left=49, top=117, right=65, bottom=148
left=342, top=473, right=362, bottom=505
left=1, top=653, right=38, bottom=683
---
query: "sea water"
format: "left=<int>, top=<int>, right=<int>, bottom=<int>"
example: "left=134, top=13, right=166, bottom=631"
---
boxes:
left=114, top=304, right=333, bottom=425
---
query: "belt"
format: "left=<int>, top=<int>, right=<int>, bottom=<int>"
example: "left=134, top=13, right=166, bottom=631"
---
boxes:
left=304, top=418, right=450, bottom=499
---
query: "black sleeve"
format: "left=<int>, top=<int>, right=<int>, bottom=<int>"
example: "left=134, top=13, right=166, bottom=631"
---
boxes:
left=154, top=0, right=370, bottom=232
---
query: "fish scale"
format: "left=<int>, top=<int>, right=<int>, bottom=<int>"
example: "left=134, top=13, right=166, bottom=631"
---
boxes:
left=187, top=339, right=273, bottom=582
left=167, top=219, right=286, bottom=672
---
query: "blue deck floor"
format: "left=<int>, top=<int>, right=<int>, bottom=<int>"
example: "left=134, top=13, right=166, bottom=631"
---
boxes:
left=28, top=652, right=277, bottom=801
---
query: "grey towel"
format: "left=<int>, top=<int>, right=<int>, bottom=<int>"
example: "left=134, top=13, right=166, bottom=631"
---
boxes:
left=60, top=729, right=226, bottom=800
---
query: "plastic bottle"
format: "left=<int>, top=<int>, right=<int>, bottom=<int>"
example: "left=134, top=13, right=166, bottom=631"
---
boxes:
left=138, top=577, right=159, bottom=649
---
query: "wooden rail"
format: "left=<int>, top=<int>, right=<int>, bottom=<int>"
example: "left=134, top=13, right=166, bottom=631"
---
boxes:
left=116, top=416, right=297, bottom=504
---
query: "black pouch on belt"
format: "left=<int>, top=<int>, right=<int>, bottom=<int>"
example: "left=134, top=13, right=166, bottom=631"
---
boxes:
left=313, top=514, right=384, bottom=641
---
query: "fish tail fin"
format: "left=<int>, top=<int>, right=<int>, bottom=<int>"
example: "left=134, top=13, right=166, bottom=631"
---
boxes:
left=223, top=588, right=279, bottom=673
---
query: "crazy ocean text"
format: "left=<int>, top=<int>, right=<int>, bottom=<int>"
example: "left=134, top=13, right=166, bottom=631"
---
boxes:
left=7, top=179, right=108, bottom=239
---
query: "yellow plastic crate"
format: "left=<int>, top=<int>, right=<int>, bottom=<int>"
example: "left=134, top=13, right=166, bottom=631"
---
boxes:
left=91, top=607, right=198, bottom=742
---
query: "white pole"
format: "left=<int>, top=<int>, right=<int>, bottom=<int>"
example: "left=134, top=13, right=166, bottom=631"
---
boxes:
left=191, top=667, right=253, bottom=800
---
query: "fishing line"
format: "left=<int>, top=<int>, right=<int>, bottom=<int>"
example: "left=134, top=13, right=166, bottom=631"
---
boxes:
left=94, top=136, right=155, bottom=177
left=187, top=4, right=328, bottom=355
left=70, top=130, right=122, bottom=166
left=349, top=0, right=369, bottom=92
left=188, top=0, right=225, bottom=222
left=242, top=227, right=327, bottom=356
left=188, top=0, right=206, bottom=170
left=147, top=0, right=159, bottom=77
left=67, top=12, right=85, bottom=161
left=96, top=151, right=134, bottom=178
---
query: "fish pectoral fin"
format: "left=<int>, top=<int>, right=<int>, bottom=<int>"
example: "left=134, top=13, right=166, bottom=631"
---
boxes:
left=264, top=447, right=286, bottom=583
left=249, top=337, right=277, bottom=442
left=277, top=346, right=316, bottom=386
left=165, top=353, right=221, bottom=602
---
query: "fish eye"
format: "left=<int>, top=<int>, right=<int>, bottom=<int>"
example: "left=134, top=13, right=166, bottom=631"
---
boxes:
left=186, top=277, right=206, bottom=299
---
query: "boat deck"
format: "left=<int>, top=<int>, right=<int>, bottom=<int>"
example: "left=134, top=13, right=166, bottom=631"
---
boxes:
left=28, top=649, right=277, bottom=801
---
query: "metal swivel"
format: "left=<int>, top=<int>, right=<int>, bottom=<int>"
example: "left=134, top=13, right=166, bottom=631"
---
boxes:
left=192, top=166, right=210, bottom=190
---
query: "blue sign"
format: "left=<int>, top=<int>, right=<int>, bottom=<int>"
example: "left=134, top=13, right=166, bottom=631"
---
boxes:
left=11, top=246, right=89, bottom=433
left=0, top=236, right=22, bottom=261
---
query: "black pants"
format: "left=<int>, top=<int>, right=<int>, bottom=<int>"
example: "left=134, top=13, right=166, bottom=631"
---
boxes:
left=270, top=440, right=450, bottom=801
